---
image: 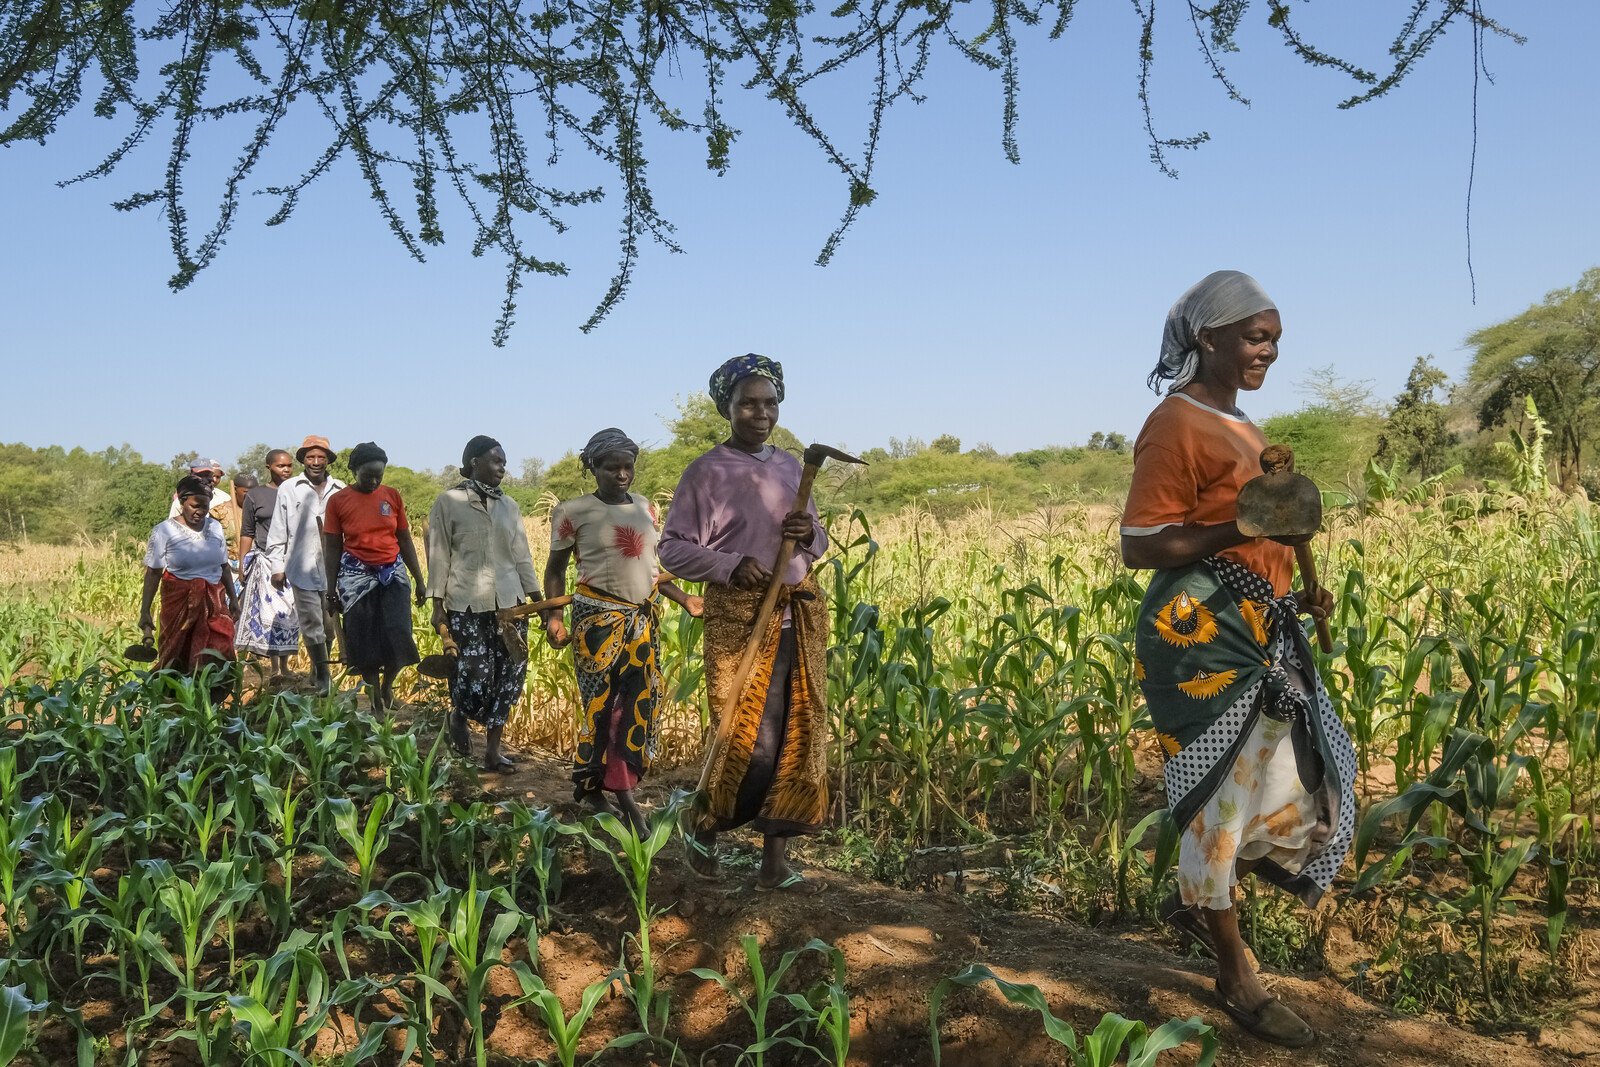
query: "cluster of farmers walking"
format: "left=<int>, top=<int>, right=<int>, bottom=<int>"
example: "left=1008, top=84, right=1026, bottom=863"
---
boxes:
left=135, top=273, right=1362, bottom=1047
left=139, top=353, right=830, bottom=895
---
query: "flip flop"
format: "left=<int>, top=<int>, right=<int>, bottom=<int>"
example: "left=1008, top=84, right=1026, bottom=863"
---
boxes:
left=481, top=754, right=515, bottom=774
left=755, top=871, right=827, bottom=896
left=1214, top=992, right=1315, bottom=1048
left=1159, top=892, right=1217, bottom=960
left=684, top=835, right=721, bottom=882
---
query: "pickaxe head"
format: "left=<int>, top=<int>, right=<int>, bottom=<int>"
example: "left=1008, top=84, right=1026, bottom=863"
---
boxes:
left=803, top=442, right=868, bottom=468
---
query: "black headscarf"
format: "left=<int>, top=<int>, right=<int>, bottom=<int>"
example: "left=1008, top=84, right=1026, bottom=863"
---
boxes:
left=174, top=475, right=211, bottom=502
left=579, top=428, right=639, bottom=471
left=462, top=435, right=502, bottom=473
left=347, top=442, right=388, bottom=469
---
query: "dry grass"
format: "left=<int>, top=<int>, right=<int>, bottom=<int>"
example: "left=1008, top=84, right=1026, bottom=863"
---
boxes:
left=0, top=539, right=116, bottom=591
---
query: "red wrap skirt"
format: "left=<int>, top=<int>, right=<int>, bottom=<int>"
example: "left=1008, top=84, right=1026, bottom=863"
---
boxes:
left=158, top=573, right=236, bottom=674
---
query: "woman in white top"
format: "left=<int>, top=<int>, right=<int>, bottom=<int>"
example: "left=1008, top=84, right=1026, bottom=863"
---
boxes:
left=139, top=475, right=241, bottom=686
left=543, top=428, right=700, bottom=831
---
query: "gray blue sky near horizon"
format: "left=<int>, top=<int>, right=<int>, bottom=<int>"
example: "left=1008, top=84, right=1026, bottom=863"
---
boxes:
left=2, top=2, right=1597, bottom=476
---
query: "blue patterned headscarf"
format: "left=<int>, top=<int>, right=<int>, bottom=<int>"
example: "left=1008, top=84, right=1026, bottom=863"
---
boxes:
left=709, top=354, right=784, bottom=417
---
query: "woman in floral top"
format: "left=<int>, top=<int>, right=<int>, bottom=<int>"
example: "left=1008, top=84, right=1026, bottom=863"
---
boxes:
left=544, top=428, right=700, bottom=832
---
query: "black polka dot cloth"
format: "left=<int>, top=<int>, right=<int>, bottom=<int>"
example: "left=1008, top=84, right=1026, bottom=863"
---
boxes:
left=1161, top=557, right=1360, bottom=899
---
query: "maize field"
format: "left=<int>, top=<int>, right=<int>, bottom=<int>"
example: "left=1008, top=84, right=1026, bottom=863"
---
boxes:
left=0, top=487, right=1597, bottom=1063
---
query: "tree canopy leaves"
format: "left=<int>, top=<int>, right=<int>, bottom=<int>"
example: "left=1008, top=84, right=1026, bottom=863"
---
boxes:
left=1467, top=267, right=1600, bottom=489
left=0, top=1, right=1513, bottom=342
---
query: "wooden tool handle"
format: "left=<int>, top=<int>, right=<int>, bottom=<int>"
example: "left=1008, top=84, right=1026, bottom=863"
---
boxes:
left=1294, top=543, right=1334, bottom=654
left=697, top=463, right=822, bottom=792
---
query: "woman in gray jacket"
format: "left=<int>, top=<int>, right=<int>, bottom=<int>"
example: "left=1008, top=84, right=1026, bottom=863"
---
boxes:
left=425, top=435, right=543, bottom=772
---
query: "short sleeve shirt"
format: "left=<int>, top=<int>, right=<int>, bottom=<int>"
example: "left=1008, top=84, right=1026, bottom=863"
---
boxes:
left=549, top=492, right=660, bottom=604
left=144, top=517, right=229, bottom=582
left=240, top=485, right=278, bottom=543
left=323, top=485, right=408, bottom=565
left=1121, top=393, right=1293, bottom=596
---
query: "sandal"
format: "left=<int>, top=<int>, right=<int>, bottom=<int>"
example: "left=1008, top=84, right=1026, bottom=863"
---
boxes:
left=448, top=712, right=472, bottom=757
left=481, top=754, right=515, bottom=774
left=1214, top=992, right=1315, bottom=1048
left=684, top=834, right=721, bottom=882
left=1159, top=892, right=1217, bottom=960
left=755, top=871, right=827, bottom=895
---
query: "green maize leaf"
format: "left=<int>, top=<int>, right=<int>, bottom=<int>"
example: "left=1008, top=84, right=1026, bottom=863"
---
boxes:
left=0, top=985, right=43, bottom=1066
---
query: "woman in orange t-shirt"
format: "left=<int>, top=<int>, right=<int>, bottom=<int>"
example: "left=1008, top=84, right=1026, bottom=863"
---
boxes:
left=1121, top=271, right=1357, bottom=1048
left=323, top=441, right=426, bottom=711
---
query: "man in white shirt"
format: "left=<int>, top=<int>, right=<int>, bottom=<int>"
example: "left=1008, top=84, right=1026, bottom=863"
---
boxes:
left=264, top=435, right=346, bottom=695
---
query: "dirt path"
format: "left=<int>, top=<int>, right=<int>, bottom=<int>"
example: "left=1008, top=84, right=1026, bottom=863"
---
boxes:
left=430, top=719, right=1592, bottom=1067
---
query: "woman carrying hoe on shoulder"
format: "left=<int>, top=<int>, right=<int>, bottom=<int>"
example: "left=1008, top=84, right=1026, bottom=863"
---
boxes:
left=1121, top=271, right=1357, bottom=1048
left=322, top=442, right=425, bottom=712
left=426, top=435, right=544, bottom=774
left=139, top=474, right=241, bottom=697
left=543, top=429, right=702, bottom=833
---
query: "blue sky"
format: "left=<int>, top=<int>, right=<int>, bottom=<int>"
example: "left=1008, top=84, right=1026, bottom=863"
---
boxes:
left=3, top=2, right=1596, bottom=475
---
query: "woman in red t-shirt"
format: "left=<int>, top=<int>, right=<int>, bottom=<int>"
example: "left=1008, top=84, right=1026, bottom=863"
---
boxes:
left=322, top=442, right=425, bottom=710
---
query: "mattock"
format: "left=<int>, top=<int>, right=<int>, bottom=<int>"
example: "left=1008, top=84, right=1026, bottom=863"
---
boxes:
left=1235, top=444, right=1334, bottom=654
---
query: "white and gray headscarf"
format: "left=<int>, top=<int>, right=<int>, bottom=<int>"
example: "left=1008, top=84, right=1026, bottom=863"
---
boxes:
left=1149, top=270, right=1277, bottom=394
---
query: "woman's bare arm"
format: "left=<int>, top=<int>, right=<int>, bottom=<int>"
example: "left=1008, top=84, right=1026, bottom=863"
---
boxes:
left=1120, top=522, right=1251, bottom=571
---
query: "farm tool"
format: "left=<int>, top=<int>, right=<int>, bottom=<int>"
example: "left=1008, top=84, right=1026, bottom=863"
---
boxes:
left=1236, top=444, right=1333, bottom=653
left=698, top=443, right=866, bottom=791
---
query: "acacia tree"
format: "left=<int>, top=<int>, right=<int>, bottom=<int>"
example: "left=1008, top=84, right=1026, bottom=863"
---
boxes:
left=1, top=1, right=1516, bottom=343
left=1376, top=355, right=1453, bottom=478
left=1467, top=267, right=1600, bottom=489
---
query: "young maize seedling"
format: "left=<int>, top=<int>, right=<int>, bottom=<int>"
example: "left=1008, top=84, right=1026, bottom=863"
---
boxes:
left=559, top=790, right=686, bottom=1036
left=928, top=963, right=1217, bottom=1067
left=508, top=964, right=651, bottom=1067
left=689, top=934, right=831, bottom=1067
left=492, top=800, right=563, bottom=927
left=252, top=774, right=304, bottom=936
left=142, top=858, right=259, bottom=1020
left=443, top=869, right=528, bottom=1067
left=227, top=933, right=332, bottom=1067
left=360, top=884, right=454, bottom=1066
left=328, top=794, right=396, bottom=902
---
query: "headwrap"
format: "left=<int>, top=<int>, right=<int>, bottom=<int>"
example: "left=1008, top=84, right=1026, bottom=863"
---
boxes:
left=461, top=435, right=502, bottom=472
left=709, top=354, right=784, bottom=417
left=1151, top=271, right=1277, bottom=394
left=347, top=442, right=388, bottom=469
left=579, top=428, right=639, bottom=471
left=174, top=475, right=211, bottom=502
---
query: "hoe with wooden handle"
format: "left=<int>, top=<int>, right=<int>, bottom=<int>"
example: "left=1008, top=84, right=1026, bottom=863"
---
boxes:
left=1236, top=444, right=1334, bottom=654
left=696, top=443, right=866, bottom=792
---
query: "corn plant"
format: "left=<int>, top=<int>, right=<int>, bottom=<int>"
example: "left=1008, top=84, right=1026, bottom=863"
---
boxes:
left=360, top=884, right=454, bottom=1066
left=252, top=774, right=306, bottom=936
left=690, top=935, right=832, bottom=1067
left=226, top=933, right=325, bottom=1066
left=0, top=983, right=43, bottom=1066
left=491, top=800, right=564, bottom=926
left=928, top=963, right=1218, bottom=1067
left=142, top=858, right=259, bottom=1020
left=559, top=791, right=686, bottom=1037
left=441, top=870, right=528, bottom=1067
left=509, top=965, right=650, bottom=1067
left=327, top=794, right=396, bottom=901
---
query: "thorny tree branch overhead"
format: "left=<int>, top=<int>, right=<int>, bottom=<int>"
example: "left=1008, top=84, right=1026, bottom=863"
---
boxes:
left=0, top=1, right=1517, bottom=344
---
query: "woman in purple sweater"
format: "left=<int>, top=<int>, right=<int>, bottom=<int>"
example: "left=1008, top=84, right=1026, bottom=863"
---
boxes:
left=658, top=354, right=830, bottom=894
